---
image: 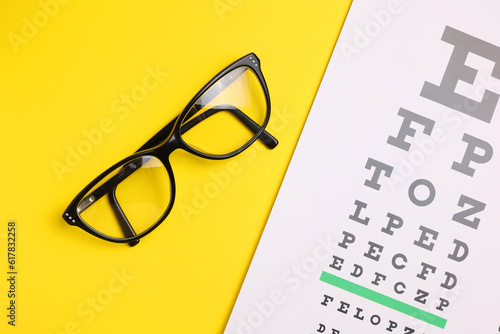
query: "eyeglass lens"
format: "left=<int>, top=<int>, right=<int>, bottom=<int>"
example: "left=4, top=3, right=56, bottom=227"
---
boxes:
left=180, top=66, right=267, bottom=156
left=77, top=156, right=171, bottom=238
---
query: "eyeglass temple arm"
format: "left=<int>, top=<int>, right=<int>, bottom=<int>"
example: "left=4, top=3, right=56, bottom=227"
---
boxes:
left=181, top=104, right=278, bottom=148
left=108, top=188, right=140, bottom=247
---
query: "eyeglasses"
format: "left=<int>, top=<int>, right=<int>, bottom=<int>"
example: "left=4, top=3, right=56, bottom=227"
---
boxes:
left=63, top=53, right=278, bottom=246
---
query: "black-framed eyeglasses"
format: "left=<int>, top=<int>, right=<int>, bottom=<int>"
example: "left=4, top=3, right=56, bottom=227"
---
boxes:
left=62, top=53, right=278, bottom=246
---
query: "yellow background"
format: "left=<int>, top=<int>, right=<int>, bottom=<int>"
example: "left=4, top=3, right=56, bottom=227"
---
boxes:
left=0, top=0, right=351, bottom=332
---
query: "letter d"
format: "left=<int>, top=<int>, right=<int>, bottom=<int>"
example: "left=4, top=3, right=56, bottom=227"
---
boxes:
left=350, top=264, right=363, bottom=278
left=192, top=188, right=209, bottom=210
left=448, top=239, right=469, bottom=262
left=21, top=17, right=38, bottom=38
left=253, top=299, right=274, bottom=318
left=209, top=170, right=230, bottom=188
left=353, top=27, right=370, bottom=48
left=440, top=272, right=457, bottom=290
left=65, top=145, right=82, bottom=168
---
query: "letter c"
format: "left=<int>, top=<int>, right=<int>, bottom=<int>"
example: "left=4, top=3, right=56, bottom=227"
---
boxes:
left=108, top=278, right=124, bottom=294
left=394, top=282, right=406, bottom=294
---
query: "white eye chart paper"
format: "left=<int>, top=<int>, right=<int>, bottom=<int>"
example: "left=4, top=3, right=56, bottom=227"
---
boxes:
left=225, top=1, right=500, bottom=333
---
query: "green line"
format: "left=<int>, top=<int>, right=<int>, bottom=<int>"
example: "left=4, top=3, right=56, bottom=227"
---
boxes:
left=319, top=271, right=447, bottom=329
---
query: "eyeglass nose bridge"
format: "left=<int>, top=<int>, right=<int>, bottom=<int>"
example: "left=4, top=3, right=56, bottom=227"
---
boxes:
left=155, top=129, right=186, bottom=157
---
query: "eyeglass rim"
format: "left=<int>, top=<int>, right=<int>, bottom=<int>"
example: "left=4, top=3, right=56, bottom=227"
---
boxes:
left=64, top=152, right=176, bottom=244
left=175, top=53, right=272, bottom=160
left=63, top=53, right=273, bottom=245
left=137, top=53, right=273, bottom=158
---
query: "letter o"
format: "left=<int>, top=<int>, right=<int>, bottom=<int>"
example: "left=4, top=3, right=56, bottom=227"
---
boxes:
left=370, top=314, right=381, bottom=325
left=463, top=96, right=479, bottom=113
left=131, top=85, right=147, bottom=102
left=247, top=311, right=264, bottom=328
left=302, top=257, right=318, bottom=273
left=97, top=289, right=113, bottom=305
left=408, top=179, right=435, bottom=206
left=77, top=140, right=93, bottom=157
left=365, top=21, right=381, bottom=37
left=409, top=149, right=425, bottom=166
left=204, top=182, right=220, bottom=199
left=33, top=12, right=49, bottom=27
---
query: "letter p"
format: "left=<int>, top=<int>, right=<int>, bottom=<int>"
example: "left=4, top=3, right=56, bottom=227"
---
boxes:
left=452, top=133, right=493, bottom=177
